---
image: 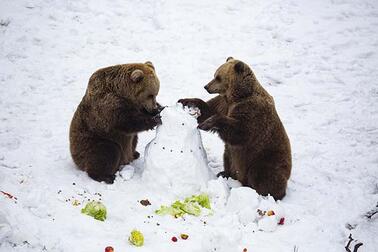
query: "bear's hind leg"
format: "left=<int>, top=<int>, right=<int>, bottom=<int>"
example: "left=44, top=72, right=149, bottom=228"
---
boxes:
left=132, top=135, right=140, bottom=160
left=85, top=140, right=122, bottom=184
left=247, top=165, right=288, bottom=200
left=217, top=145, right=232, bottom=178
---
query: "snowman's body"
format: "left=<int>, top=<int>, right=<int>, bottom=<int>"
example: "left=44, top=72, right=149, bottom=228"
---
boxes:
left=143, top=104, right=213, bottom=195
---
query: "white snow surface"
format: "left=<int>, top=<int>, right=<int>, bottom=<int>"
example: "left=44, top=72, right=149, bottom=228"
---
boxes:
left=143, top=105, right=213, bottom=196
left=1, top=0, right=378, bottom=251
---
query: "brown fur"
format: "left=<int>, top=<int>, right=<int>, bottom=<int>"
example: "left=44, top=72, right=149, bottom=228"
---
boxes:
left=179, top=58, right=291, bottom=200
left=70, top=62, right=162, bottom=183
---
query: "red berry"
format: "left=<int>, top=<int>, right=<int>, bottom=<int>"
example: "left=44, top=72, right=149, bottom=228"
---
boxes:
left=171, top=236, right=178, bottom=242
left=105, top=246, right=114, bottom=252
left=278, top=217, right=285, bottom=225
left=243, top=248, right=248, bottom=252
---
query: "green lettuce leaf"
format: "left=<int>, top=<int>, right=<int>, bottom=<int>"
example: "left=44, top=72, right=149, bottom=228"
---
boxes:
left=81, top=201, right=107, bottom=221
left=129, top=229, right=144, bottom=247
left=155, top=194, right=211, bottom=218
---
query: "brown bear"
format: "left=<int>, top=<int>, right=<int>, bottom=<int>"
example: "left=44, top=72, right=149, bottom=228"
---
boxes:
left=179, top=57, right=291, bottom=200
left=70, top=62, right=163, bottom=183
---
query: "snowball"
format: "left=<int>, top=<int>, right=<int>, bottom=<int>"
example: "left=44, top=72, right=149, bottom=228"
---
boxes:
left=118, top=165, right=135, bottom=181
left=238, top=206, right=257, bottom=225
left=257, top=195, right=276, bottom=211
left=226, top=187, right=260, bottom=213
left=258, top=215, right=278, bottom=232
left=257, top=196, right=285, bottom=221
left=269, top=204, right=285, bottom=221
left=206, top=177, right=230, bottom=208
left=143, top=104, right=214, bottom=196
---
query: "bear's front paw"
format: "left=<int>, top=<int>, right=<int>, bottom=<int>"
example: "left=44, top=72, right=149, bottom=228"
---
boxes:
left=178, top=98, right=204, bottom=109
left=216, top=171, right=230, bottom=178
left=133, top=151, right=140, bottom=160
left=146, top=114, right=162, bottom=129
left=198, top=115, right=220, bottom=131
left=152, top=114, right=162, bottom=126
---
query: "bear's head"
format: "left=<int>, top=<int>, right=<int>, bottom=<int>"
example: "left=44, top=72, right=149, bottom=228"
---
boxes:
left=204, top=57, right=256, bottom=102
left=121, top=61, right=160, bottom=114
left=87, top=61, right=160, bottom=113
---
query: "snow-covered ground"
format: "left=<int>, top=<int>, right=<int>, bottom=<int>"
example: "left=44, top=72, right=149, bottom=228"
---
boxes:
left=1, top=0, right=378, bottom=251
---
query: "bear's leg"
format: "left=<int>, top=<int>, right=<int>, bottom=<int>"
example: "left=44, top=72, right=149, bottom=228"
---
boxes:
left=86, top=140, right=122, bottom=184
left=132, top=135, right=140, bottom=160
left=217, top=146, right=232, bottom=178
left=248, top=165, right=287, bottom=200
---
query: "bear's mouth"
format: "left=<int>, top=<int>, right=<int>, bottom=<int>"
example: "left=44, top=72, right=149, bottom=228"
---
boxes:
left=143, top=106, right=165, bottom=116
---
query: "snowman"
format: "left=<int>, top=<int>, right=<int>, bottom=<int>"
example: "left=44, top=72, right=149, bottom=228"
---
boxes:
left=143, top=104, right=214, bottom=195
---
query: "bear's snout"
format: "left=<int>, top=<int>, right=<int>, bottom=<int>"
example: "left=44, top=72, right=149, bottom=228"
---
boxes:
left=204, top=85, right=210, bottom=92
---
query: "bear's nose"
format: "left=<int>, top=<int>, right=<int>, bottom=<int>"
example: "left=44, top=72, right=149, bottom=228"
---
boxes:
left=204, top=85, right=209, bottom=92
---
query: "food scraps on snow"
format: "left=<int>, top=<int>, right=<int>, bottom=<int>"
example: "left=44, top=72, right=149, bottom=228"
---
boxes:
left=180, top=233, right=189, bottom=240
left=155, top=194, right=211, bottom=218
left=105, top=246, right=114, bottom=252
left=81, top=201, right=107, bottom=221
left=129, top=229, right=144, bottom=247
left=267, top=210, right=275, bottom=216
left=1, top=190, right=17, bottom=200
left=140, top=199, right=151, bottom=206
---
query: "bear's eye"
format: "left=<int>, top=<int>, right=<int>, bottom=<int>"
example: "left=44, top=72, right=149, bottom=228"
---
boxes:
left=215, top=76, right=221, bottom=82
left=148, top=95, right=154, bottom=99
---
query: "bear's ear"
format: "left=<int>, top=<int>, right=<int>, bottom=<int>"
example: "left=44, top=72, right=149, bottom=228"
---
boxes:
left=234, top=61, right=245, bottom=74
left=131, top=69, right=144, bottom=82
left=226, top=56, right=234, bottom=62
left=145, top=61, right=155, bottom=70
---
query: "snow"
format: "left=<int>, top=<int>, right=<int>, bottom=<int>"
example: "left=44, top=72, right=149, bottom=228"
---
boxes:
left=1, top=0, right=378, bottom=251
left=143, top=105, right=213, bottom=196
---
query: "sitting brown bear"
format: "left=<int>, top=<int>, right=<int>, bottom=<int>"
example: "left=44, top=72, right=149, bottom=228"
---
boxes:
left=179, top=57, right=291, bottom=200
left=70, top=62, right=162, bottom=183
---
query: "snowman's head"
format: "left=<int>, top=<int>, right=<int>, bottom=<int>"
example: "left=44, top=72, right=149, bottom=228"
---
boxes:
left=156, top=105, right=198, bottom=137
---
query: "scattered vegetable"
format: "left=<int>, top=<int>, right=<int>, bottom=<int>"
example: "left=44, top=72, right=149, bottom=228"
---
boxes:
left=267, top=210, right=275, bottom=216
left=140, top=199, right=151, bottom=206
left=105, top=246, right=114, bottom=252
left=180, top=233, right=189, bottom=240
left=1, top=191, right=17, bottom=200
left=278, top=217, right=285, bottom=225
left=155, top=194, right=211, bottom=218
left=81, top=201, right=107, bottom=221
left=129, top=229, right=144, bottom=247
left=171, top=236, right=178, bottom=242
left=184, top=194, right=211, bottom=209
left=72, top=199, right=80, bottom=206
left=257, top=209, right=265, bottom=216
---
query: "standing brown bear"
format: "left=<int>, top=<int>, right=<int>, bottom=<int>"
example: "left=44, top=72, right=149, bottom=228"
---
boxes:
left=179, top=57, right=291, bottom=200
left=70, top=62, right=162, bottom=183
